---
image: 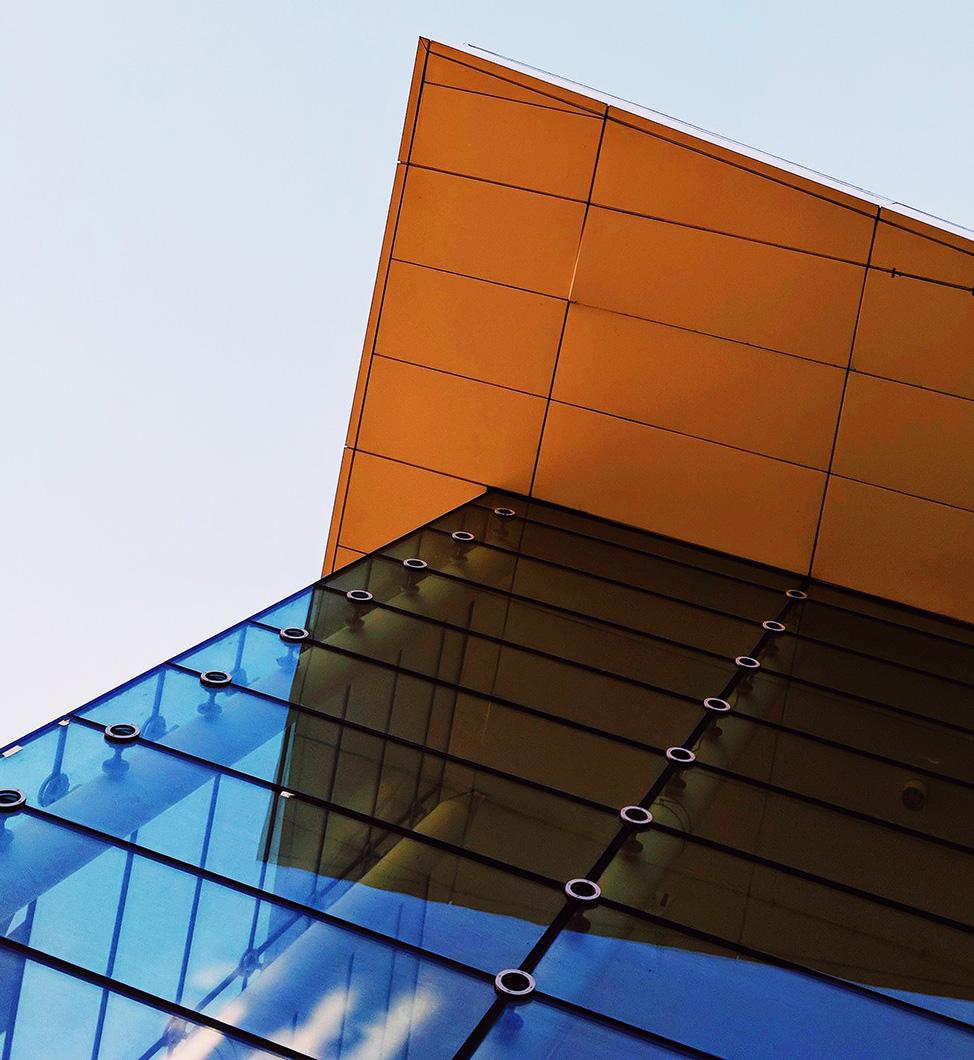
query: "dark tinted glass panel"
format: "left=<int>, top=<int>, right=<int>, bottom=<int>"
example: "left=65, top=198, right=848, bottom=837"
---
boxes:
left=760, top=633, right=973, bottom=730
left=535, top=905, right=973, bottom=1057
left=0, top=949, right=279, bottom=1059
left=479, top=491, right=796, bottom=591
left=728, top=671, right=974, bottom=784
left=599, top=829, right=974, bottom=1025
left=382, top=525, right=760, bottom=658
left=688, top=712, right=974, bottom=846
left=792, top=598, right=974, bottom=683
left=475, top=1002, right=683, bottom=1058
left=326, top=557, right=735, bottom=702
left=0, top=813, right=493, bottom=1056
left=644, top=763, right=973, bottom=925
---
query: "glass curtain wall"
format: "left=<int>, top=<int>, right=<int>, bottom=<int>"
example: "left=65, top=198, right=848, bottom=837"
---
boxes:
left=0, top=491, right=971, bottom=1058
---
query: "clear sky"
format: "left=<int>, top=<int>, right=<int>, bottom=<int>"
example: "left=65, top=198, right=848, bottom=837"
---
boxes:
left=2, top=1, right=972, bottom=746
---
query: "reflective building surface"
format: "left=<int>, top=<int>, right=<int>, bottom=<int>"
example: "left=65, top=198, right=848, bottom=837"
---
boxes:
left=1, top=491, right=972, bottom=1057
left=5, top=37, right=974, bottom=1059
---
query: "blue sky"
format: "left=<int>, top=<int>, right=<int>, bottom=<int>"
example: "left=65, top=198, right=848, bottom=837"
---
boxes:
left=2, top=1, right=972, bottom=744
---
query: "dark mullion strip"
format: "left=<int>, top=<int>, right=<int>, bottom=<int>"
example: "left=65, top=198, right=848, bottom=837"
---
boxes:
left=19, top=804, right=494, bottom=987
left=314, top=582, right=973, bottom=742
left=403, top=524, right=974, bottom=692
left=68, top=710, right=969, bottom=939
left=0, top=934, right=309, bottom=1060
left=467, top=494, right=974, bottom=648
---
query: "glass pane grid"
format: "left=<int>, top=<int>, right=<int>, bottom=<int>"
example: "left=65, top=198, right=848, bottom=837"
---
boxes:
left=1, top=490, right=971, bottom=1058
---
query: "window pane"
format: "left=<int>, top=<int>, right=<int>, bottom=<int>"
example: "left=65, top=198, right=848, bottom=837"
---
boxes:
left=598, top=829, right=974, bottom=1026
left=535, top=905, right=972, bottom=1057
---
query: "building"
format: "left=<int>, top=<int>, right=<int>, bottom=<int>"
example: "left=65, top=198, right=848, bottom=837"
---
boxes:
left=0, top=38, right=972, bottom=1059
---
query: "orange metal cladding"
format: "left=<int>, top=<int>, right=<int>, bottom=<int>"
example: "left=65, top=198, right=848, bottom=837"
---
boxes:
left=326, top=38, right=974, bottom=624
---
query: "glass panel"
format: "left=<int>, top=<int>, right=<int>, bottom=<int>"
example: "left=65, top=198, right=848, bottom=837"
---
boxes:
left=644, top=763, right=973, bottom=926
left=478, top=492, right=796, bottom=591
left=248, top=585, right=709, bottom=751
left=792, top=598, right=974, bottom=683
left=474, top=1001, right=682, bottom=1058
left=761, top=633, right=973, bottom=731
left=80, top=665, right=622, bottom=882
left=535, top=905, right=974, bottom=1058
left=381, top=525, right=759, bottom=658
left=598, top=829, right=974, bottom=1026
left=0, top=813, right=494, bottom=1057
left=728, top=669, right=974, bottom=784
left=2, top=724, right=563, bottom=972
left=325, top=558, right=736, bottom=702
left=688, top=711, right=974, bottom=846
left=0, top=949, right=279, bottom=1059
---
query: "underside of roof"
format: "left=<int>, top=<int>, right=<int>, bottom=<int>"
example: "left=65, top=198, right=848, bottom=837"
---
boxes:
left=326, top=38, right=974, bottom=625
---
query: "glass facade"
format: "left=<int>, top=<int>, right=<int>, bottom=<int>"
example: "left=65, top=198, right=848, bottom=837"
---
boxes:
left=1, top=491, right=972, bottom=1057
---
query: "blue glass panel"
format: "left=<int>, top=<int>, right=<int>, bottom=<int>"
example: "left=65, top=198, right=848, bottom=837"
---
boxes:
left=254, top=587, right=316, bottom=632
left=475, top=1002, right=682, bottom=1059
left=2, top=724, right=561, bottom=974
left=0, top=947, right=279, bottom=1058
left=535, top=906, right=974, bottom=1058
left=0, top=813, right=494, bottom=1057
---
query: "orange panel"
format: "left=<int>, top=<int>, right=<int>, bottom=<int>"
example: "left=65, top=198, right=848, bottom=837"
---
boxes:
left=394, top=167, right=586, bottom=297
left=429, top=43, right=604, bottom=115
left=397, top=40, right=430, bottom=162
left=608, top=108, right=872, bottom=215
left=357, top=357, right=547, bottom=493
left=852, top=219, right=974, bottom=398
left=872, top=210, right=974, bottom=285
left=321, top=447, right=355, bottom=575
left=423, top=53, right=590, bottom=114
left=571, top=207, right=864, bottom=366
left=533, top=401, right=825, bottom=572
left=593, top=119, right=875, bottom=261
left=832, top=373, right=974, bottom=511
left=333, top=546, right=366, bottom=571
left=345, top=164, right=408, bottom=448
left=411, top=82, right=602, bottom=199
left=812, top=478, right=974, bottom=623
left=338, top=451, right=483, bottom=555
left=376, top=261, right=564, bottom=395
left=553, top=304, right=844, bottom=469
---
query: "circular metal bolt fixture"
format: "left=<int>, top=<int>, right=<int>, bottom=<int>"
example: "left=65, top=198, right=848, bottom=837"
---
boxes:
left=703, top=697, right=731, bottom=713
left=735, top=656, right=761, bottom=670
left=564, top=878, right=601, bottom=903
left=200, top=670, right=232, bottom=688
left=451, top=531, right=475, bottom=543
left=0, top=789, right=26, bottom=813
left=493, top=507, right=516, bottom=518
left=785, top=589, right=808, bottom=600
left=665, top=746, right=696, bottom=766
left=279, top=627, right=309, bottom=643
left=762, top=620, right=786, bottom=633
left=402, top=558, right=428, bottom=571
left=619, top=805, right=653, bottom=828
left=345, top=589, right=373, bottom=603
left=494, top=968, right=536, bottom=999
left=104, top=722, right=140, bottom=744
